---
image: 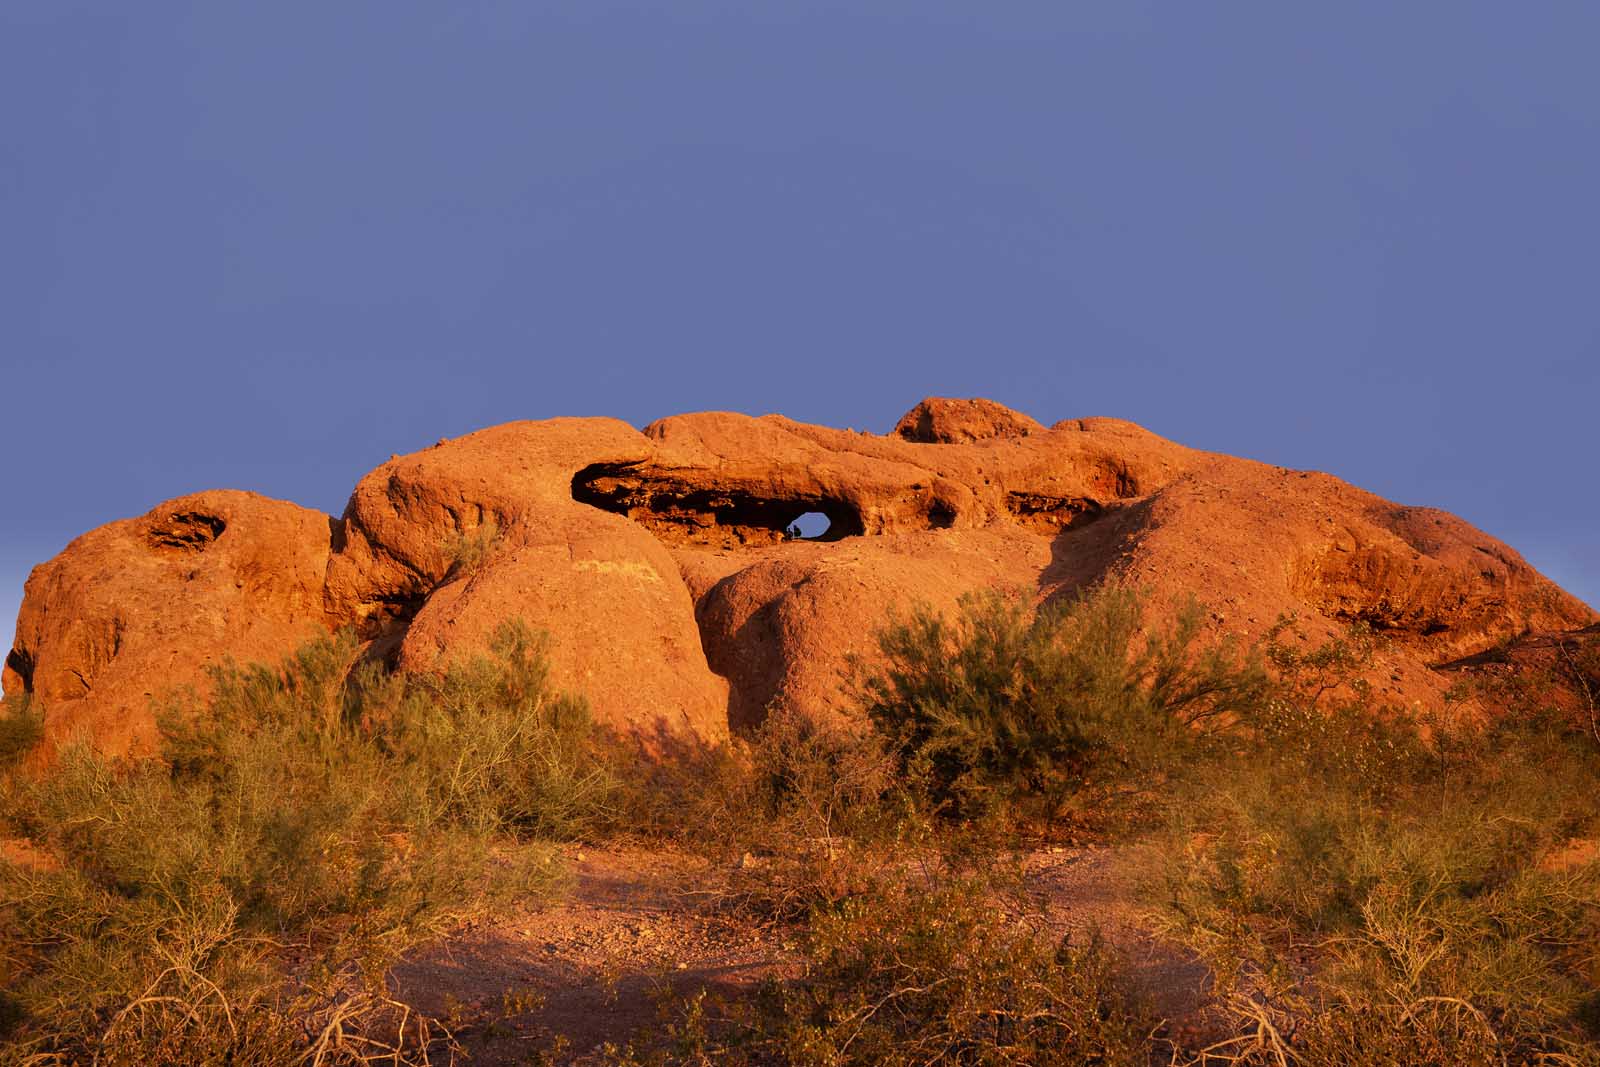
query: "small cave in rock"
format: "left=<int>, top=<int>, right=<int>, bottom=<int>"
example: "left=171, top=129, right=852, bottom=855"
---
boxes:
left=573, top=463, right=865, bottom=549
left=4, top=648, right=34, bottom=693
left=1005, top=492, right=1106, bottom=533
left=149, top=511, right=227, bottom=552
left=341, top=588, right=430, bottom=652
left=346, top=591, right=430, bottom=670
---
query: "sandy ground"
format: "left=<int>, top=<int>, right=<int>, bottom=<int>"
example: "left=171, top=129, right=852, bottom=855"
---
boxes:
left=391, top=842, right=1213, bottom=1064
left=393, top=846, right=795, bottom=1062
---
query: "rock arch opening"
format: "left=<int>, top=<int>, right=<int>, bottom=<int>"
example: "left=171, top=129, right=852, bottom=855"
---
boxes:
left=785, top=511, right=832, bottom=541
left=573, top=463, right=864, bottom=549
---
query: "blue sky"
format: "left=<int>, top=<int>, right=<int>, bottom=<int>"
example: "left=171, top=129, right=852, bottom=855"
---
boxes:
left=3, top=2, right=1597, bottom=647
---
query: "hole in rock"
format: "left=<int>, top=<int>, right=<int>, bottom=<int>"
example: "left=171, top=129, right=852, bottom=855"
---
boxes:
left=785, top=511, right=832, bottom=540
left=1005, top=492, right=1105, bottom=533
left=572, top=463, right=865, bottom=549
left=149, top=511, right=227, bottom=552
left=355, top=593, right=428, bottom=643
left=4, top=648, right=34, bottom=692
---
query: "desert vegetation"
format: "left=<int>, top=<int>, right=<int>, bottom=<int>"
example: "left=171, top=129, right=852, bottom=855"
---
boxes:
left=2, top=589, right=1598, bottom=1065
left=0, top=622, right=611, bottom=1064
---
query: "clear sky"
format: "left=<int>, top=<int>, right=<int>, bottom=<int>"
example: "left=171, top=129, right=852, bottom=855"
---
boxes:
left=3, top=2, right=1597, bottom=648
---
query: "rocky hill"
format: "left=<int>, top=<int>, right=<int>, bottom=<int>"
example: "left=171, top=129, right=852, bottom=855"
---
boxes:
left=5, top=398, right=1594, bottom=754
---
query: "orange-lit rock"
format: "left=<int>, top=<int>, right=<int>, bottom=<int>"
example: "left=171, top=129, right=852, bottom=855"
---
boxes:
left=7, top=400, right=1593, bottom=753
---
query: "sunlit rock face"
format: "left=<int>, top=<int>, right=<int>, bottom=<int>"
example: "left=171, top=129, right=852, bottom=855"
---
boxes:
left=7, top=398, right=1594, bottom=754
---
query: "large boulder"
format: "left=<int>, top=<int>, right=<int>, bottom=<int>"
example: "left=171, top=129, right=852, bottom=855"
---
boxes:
left=5, top=399, right=1594, bottom=753
left=691, top=530, right=1049, bottom=730
left=1090, top=456, right=1592, bottom=709
left=894, top=396, right=1045, bottom=443
left=5, top=491, right=335, bottom=755
left=326, top=419, right=730, bottom=745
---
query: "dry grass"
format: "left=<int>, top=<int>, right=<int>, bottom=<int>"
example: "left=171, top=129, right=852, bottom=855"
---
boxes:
left=595, top=868, right=1152, bottom=1067
left=1153, top=630, right=1600, bottom=1065
left=621, top=595, right=1600, bottom=1066
left=0, top=621, right=606, bottom=1063
left=4, top=599, right=1597, bottom=1066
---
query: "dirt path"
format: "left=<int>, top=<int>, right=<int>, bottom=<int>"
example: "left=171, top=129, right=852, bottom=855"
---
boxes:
left=1025, top=846, right=1216, bottom=1042
left=392, top=846, right=795, bottom=1063
left=393, top=843, right=1211, bottom=1063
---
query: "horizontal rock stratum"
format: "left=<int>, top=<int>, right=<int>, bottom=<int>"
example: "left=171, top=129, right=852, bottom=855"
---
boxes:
left=5, top=398, right=1595, bottom=754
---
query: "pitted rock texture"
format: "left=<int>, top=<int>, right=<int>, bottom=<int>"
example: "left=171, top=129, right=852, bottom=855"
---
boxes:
left=6, top=400, right=1595, bottom=754
left=5, top=491, right=336, bottom=755
left=893, top=396, right=1046, bottom=444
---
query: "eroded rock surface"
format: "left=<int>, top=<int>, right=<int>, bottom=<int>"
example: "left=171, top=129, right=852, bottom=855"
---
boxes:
left=6, top=399, right=1594, bottom=753
left=6, top=491, right=335, bottom=754
left=894, top=396, right=1045, bottom=444
left=324, top=418, right=729, bottom=746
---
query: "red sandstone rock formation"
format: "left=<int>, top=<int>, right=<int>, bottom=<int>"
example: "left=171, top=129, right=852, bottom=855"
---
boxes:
left=5, top=399, right=1594, bottom=754
left=4, top=491, right=335, bottom=754
left=894, top=395, right=1045, bottom=443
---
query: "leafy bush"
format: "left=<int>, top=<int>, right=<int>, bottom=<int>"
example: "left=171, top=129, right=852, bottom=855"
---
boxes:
left=858, top=584, right=1268, bottom=828
left=1155, top=652, right=1600, bottom=1065
left=0, top=620, right=609, bottom=1062
left=854, top=593, right=1600, bottom=1064
left=443, top=518, right=502, bottom=579
left=1259, top=613, right=1378, bottom=708
left=6, top=588, right=1597, bottom=1066
left=663, top=706, right=927, bottom=923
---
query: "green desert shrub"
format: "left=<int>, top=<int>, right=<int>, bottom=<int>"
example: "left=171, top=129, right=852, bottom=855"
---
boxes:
left=635, top=603, right=1600, bottom=1066
left=442, top=518, right=502, bottom=579
left=858, top=584, right=1269, bottom=828
left=853, top=592, right=1600, bottom=1063
left=766, top=875, right=1148, bottom=1067
left=612, top=701, right=928, bottom=923
left=1156, top=658, right=1600, bottom=1064
left=0, top=620, right=609, bottom=1063
left=698, top=706, right=932, bottom=922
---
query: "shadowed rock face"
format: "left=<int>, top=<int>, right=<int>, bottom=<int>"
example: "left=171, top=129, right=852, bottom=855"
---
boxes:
left=6, top=398, right=1595, bottom=754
